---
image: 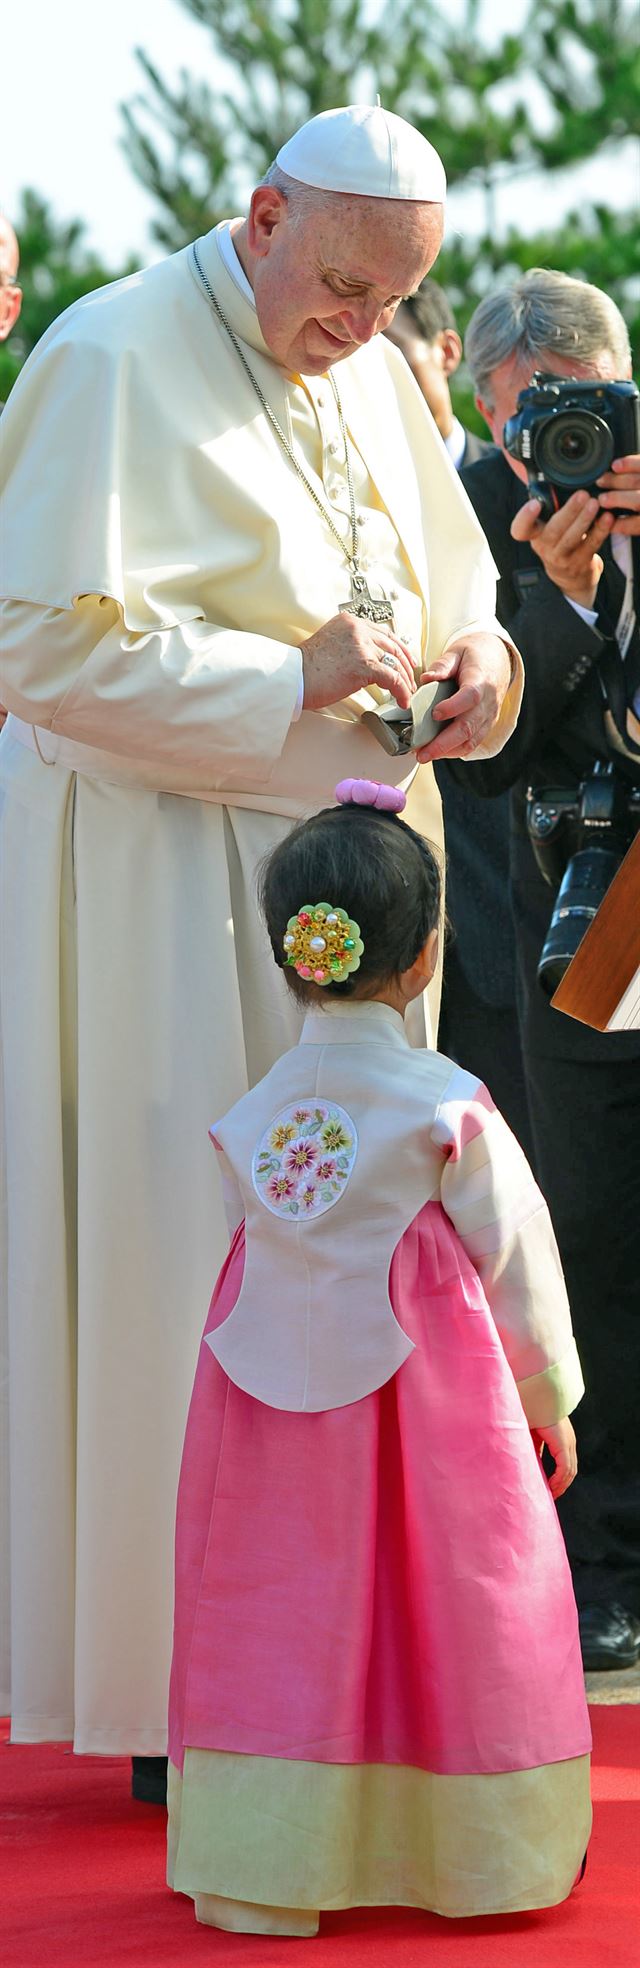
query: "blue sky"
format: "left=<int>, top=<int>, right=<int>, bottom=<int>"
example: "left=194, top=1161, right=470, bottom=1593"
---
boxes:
left=4, top=0, right=638, bottom=267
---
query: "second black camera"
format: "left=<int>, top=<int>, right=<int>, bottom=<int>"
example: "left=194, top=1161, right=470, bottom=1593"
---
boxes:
left=526, top=762, right=640, bottom=995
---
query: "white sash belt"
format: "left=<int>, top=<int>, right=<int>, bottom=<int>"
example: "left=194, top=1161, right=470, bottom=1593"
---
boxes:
left=4, top=712, right=417, bottom=819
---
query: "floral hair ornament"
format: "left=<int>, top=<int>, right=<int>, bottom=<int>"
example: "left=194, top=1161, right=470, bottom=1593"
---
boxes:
left=283, top=900, right=364, bottom=986
left=281, top=782, right=406, bottom=986
left=334, top=777, right=407, bottom=814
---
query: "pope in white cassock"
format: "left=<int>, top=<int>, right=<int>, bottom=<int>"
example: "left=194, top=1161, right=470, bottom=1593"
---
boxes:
left=0, top=105, right=523, bottom=1767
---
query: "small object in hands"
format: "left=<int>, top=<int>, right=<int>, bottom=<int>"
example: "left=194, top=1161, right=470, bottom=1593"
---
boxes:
left=335, top=778, right=407, bottom=813
left=283, top=902, right=364, bottom=984
left=360, top=676, right=457, bottom=755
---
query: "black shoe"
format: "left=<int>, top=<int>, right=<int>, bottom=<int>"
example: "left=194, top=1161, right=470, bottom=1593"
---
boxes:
left=578, top=1602, right=640, bottom=1672
left=131, top=1754, right=168, bottom=1805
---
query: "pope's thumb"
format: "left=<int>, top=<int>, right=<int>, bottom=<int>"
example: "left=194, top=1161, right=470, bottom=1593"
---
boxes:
left=423, top=654, right=457, bottom=678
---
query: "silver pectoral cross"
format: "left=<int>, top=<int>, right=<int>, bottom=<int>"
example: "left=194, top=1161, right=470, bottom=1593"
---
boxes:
left=339, top=568, right=395, bottom=628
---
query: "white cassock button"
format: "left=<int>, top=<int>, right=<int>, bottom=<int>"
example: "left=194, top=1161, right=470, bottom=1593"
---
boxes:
left=390, top=588, right=399, bottom=600
left=316, top=394, right=325, bottom=408
left=328, top=439, right=339, bottom=456
left=357, top=512, right=365, bottom=526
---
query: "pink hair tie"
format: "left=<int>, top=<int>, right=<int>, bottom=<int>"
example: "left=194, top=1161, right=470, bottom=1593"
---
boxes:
left=335, top=778, right=407, bottom=814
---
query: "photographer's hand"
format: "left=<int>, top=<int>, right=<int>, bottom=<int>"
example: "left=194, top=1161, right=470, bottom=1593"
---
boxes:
left=596, top=452, right=640, bottom=536
left=511, top=489, right=614, bottom=608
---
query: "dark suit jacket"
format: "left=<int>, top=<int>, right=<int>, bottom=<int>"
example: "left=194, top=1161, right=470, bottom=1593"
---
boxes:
left=459, top=426, right=493, bottom=469
left=434, top=766, right=515, bottom=1005
left=435, top=431, right=510, bottom=1005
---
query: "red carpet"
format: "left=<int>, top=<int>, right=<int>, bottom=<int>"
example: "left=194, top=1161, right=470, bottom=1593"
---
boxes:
left=1, top=1710, right=638, bottom=1967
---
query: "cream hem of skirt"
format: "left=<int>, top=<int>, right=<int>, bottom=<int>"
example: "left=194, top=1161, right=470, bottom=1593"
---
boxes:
left=167, top=1749, right=591, bottom=1920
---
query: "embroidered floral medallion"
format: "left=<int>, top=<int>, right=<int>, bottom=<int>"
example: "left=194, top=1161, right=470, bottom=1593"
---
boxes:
left=252, top=1100, right=358, bottom=1219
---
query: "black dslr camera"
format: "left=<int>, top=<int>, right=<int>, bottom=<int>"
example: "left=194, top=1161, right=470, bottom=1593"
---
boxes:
left=526, top=763, right=640, bottom=996
left=504, top=373, right=640, bottom=520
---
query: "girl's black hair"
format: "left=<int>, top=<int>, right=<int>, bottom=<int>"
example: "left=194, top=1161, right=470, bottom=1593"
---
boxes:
left=259, top=802, right=442, bottom=1004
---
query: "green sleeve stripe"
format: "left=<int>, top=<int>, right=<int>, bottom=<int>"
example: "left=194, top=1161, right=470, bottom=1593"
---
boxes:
left=516, top=1339, right=585, bottom=1425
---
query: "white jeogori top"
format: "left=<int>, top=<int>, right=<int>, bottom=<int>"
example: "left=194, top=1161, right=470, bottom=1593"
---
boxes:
left=209, top=1001, right=583, bottom=1419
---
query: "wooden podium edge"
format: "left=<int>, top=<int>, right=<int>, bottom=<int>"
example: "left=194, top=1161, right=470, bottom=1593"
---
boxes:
left=551, top=831, right=640, bottom=1030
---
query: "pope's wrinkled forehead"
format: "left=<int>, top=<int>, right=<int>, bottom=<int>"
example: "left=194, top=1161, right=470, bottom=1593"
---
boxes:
left=292, top=190, right=444, bottom=301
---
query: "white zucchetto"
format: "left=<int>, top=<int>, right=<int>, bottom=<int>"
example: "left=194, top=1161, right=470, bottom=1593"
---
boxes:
left=276, top=103, right=447, bottom=204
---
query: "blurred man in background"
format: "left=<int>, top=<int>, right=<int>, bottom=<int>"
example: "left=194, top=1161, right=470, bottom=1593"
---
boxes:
left=385, top=276, right=490, bottom=469
left=0, top=214, right=22, bottom=357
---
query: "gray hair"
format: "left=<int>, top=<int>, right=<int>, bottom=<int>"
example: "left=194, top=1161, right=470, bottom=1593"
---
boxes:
left=465, top=268, right=631, bottom=407
left=260, top=162, right=332, bottom=227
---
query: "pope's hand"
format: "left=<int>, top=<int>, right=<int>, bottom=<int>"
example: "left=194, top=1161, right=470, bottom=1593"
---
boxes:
left=301, top=614, right=416, bottom=712
left=414, top=631, right=512, bottom=762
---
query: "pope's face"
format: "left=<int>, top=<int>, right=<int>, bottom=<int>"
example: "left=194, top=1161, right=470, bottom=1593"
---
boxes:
left=248, top=188, right=444, bottom=375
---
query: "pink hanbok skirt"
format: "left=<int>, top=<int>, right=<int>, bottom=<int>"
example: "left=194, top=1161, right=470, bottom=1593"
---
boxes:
left=167, top=1201, right=591, bottom=1918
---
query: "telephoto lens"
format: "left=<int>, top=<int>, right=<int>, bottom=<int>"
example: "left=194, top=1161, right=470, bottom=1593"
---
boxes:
left=537, top=842, right=624, bottom=996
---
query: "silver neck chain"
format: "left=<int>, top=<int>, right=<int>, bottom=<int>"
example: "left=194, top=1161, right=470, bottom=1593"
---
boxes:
left=191, top=240, right=361, bottom=572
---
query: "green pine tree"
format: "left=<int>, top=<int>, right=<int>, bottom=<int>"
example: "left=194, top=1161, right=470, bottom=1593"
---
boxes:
left=120, top=0, right=638, bottom=245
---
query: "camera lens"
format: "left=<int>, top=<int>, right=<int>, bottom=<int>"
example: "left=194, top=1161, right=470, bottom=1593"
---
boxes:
left=558, top=430, right=589, bottom=461
left=537, top=410, right=614, bottom=486
left=537, top=843, right=622, bottom=996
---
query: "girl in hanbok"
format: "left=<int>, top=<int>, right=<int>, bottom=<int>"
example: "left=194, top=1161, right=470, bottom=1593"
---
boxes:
left=167, top=777, right=591, bottom=1936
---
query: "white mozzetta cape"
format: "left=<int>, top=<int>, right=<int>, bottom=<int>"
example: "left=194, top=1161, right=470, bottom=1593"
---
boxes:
left=0, top=224, right=521, bottom=814
left=209, top=1003, right=584, bottom=1420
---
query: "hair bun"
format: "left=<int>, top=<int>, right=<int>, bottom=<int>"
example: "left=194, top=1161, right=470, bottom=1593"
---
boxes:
left=335, top=778, right=407, bottom=814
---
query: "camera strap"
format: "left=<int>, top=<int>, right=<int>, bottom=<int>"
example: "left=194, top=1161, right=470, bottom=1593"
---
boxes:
left=614, top=557, right=637, bottom=670
left=597, top=542, right=640, bottom=761
left=597, top=539, right=636, bottom=653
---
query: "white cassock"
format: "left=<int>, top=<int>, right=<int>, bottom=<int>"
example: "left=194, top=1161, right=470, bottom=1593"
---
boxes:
left=0, top=222, right=522, bottom=1752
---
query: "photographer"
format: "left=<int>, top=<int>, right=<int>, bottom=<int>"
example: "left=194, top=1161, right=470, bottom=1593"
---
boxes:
left=447, top=269, right=640, bottom=1672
